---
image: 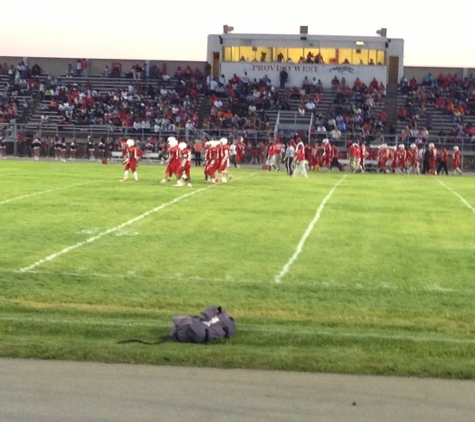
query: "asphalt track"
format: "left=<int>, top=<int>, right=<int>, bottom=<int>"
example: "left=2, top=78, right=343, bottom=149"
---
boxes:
left=1, top=358, right=474, bottom=422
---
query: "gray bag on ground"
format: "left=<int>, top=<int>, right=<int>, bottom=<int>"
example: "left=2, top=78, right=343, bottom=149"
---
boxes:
left=170, top=306, right=236, bottom=343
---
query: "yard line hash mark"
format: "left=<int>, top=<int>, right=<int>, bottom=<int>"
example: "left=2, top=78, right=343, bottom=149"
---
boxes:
left=0, top=182, right=94, bottom=206
left=19, top=188, right=209, bottom=272
left=17, top=172, right=256, bottom=273
left=274, top=175, right=347, bottom=283
left=437, top=178, right=475, bottom=214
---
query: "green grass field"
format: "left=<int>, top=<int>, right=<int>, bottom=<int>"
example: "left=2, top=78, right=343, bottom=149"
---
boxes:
left=1, top=160, right=475, bottom=379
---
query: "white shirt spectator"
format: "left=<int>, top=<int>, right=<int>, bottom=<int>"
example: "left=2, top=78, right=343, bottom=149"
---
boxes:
left=305, top=101, right=316, bottom=112
left=209, top=78, right=218, bottom=92
left=316, top=124, right=327, bottom=134
left=329, top=128, right=342, bottom=140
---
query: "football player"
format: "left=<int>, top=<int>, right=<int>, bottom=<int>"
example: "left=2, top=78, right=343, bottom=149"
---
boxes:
left=452, top=146, right=462, bottom=175
left=175, top=141, right=193, bottom=187
left=160, top=137, right=181, bottom=183
left=120, top=139, right=139, bottom=182
left=407, top=143, right=420, bottom=175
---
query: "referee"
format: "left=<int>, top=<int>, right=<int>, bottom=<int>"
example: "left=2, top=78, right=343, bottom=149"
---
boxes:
left=284, top=141, right=295, bottom=176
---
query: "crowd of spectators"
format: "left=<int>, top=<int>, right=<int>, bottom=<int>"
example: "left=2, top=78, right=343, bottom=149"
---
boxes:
left=398, top=72, right=475, bottom=142
left=203, top=71, right=388, bottom=145
left=309, top=75, right=388, bottom=144
left=0, top=61, right=43, bottom=123
left=3, top=57, right=475, bottom=149
left=35, top=64, right=206, bottom=138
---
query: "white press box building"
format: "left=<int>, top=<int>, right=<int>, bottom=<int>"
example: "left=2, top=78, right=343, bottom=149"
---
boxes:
left=207, top=26, right=404, bottom=89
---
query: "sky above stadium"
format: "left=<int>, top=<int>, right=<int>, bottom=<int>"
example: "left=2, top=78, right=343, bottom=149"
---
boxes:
left=1, top=0, right=474, bottom=69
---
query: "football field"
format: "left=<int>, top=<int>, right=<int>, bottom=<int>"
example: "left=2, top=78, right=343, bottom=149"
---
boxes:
left=1, top=160, right=474, bottom=378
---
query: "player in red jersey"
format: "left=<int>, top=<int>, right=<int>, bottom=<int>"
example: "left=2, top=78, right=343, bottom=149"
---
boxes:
left=452, top=146, right=462, bottom=175
left=329, top=142, right=343, bottom=171
left=205, top=140, right=221, bottom=184
left=348, top=141, right=361, bottom=173
left=218, top=137, right=232, bottom=183
left=175, top=141, right=193, bottom=187
left=429, top=143, right=437, bottom=175
left=395, top=144, right=407, bottom=174
left=120, top=139, right=139, bottom=182
left=307, top=143, right=319, bottom=171
left=377, top=144, right=390, bottom=173
left=160, top=136, right=181, bottom=183
left=359, top=142, right=368, bottom=172
left=292, top=140, right=308, bottom=178
left=320, top=138, right=332, bottom=169
left=407, top=143, right=420, bottom=175
left=235, top=137, right=245, bottom=167
left=274, top=137, right=283, bottom=171
left=203, top=140, right=213, bottom=183
left=266, top=141, right=277, bottom=172
left=389, top=146, right=397, bottom=173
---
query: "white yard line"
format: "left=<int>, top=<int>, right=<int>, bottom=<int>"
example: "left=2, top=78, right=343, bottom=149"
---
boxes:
left=1, top=314, right=474, bottom=345
left=437, top=178, right=475, bottom=214
left=19, top=188, right=209, bottom=272
left=17, top=173, right=256, bottom=273
left=0, top=182, right=94, bottom=206
left=274, top=175, right=347, bottom=283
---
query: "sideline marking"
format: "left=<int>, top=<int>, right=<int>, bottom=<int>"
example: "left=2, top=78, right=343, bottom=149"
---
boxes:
left=19, top=188, right=209, bottom=272
left=7, top=269, right=475, bottom=294
left=0, top=182, right=94, bottom=206
left=437, top=178, right=475, bottom=214
left=1, top=314, right=474, bottom=345
left=274, top=175, right=347, bottom=283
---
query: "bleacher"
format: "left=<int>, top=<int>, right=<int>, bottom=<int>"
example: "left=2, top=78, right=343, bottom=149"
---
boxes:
left=396, top=89, right=475, bottom=141
left=3, top=66, right=475, bottom=159
left=20, top=72, right=206, bottom=143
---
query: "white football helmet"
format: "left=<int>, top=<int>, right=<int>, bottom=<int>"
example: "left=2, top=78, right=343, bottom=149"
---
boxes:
left=178, top=142, right=187, bottom=151
left=410, top=143, right=416, bottom=149
left=126, top=139, right=134, bottom=147
left=454, top=146, right=459, bottom=151
left=399, top=144, right=405, bottom=149
left=429, top=143, right=434, bottom=148
left=220, top=137, right=228, bottom=145
left=168, top=137, right=178, bottom=147
left=322, top=138, right=329, bottom=144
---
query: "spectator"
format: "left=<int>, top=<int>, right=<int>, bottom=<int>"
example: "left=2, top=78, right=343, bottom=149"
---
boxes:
left=76, top=59, right=82, bottom=77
